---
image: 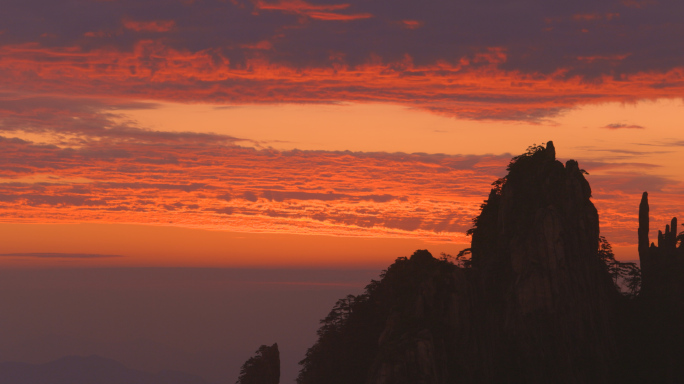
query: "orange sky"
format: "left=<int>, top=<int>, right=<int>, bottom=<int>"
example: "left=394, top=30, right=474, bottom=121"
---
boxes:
left=0, top=223, right=469, bottom=268
left=1, top=99, right=682, bottom=266
left=1, top=0, right=683, bottom=267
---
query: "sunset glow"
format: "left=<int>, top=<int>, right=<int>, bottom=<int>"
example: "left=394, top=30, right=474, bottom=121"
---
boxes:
left=3, top=2, right=684, bottom=383
left=1, top=0, right=683, bottom=267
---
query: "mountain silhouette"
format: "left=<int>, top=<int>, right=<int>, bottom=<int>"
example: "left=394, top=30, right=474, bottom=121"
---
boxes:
left=0, top=355, right=209, bottom=384
left=236, top=343, right=280, bottom=384
left=293, top=142, right=684, bottom=384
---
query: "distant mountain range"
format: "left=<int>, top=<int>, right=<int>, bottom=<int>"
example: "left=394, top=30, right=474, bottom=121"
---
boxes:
left=0, top=334, right=239, bottom=383
left=0, top=355, right=209, bottom=384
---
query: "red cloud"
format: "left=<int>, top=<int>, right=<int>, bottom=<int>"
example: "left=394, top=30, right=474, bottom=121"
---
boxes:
left=306, top=11, right=372, bottom=20
left=240, top=40, right=273, bottom=50
left=254, top=0, right=372, bottom=21
left=572, top=13, right=602, bottom=21
left=255, top=0, right=350, bottom=11
left=602, top=123, right=645, bottom=130
left=577, top=54, right=630, bottom=63
left=621, top=0, right=657, bottom=8
left=572, top=13, right=620, bottom=21
left=84, top=30, right=117, bottom=38
left=1, top=41, right=683, bottom=122
left=400, top=20, right=423, bottom=29
left=123, top=18, right=176, bottom=32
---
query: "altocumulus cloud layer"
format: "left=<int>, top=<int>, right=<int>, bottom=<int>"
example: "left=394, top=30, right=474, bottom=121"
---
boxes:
left=0, top=131, right=510, bottom=242
left=0, top=0, right=683, bottom=119
left=1, top=126, right=682, bottom=244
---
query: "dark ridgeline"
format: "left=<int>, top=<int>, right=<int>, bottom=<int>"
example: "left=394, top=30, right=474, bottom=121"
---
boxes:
left=235, top=343, right=280, bottom=384
left=294, top=142, right=684, bottom=384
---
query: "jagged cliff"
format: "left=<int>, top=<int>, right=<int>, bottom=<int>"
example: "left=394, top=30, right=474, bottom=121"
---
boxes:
left=295, top=142, right=684, bottom=384
left=466, top=141, right=619, bottom=383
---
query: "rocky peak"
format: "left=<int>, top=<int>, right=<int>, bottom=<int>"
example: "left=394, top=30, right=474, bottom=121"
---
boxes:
left=296, top=142, right=684, bottom=384
left=467, top=142, right=618, bottom=383
left=366, top=142, right=619, bottom=383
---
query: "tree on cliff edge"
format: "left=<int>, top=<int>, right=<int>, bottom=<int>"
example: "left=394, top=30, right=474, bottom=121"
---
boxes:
left=236, top=343, right=280, bottom=384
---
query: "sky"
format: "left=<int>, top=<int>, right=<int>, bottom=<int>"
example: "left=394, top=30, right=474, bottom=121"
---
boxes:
left=1, top=0, right=684, bottom=382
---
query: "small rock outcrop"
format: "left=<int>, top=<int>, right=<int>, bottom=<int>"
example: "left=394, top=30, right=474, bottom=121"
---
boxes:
left=236, top=344, right=280, bottom=384
left=634, top=192, right=684, bottom=382
left=638, top=191, right=684, bottom=299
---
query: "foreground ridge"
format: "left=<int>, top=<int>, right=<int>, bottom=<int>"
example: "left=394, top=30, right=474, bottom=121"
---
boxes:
left=291, top=142, right=683, bottom=384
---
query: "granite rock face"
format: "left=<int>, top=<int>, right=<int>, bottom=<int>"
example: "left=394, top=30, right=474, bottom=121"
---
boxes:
left=467, top=142, right=619, bottom=383
left=365, top=252, right=473, bottom=384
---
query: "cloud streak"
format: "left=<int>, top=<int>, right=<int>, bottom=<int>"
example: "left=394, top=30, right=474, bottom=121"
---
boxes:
left=0, top=252, right=122, bottom=258
left=254, top=0, right=372, bottom=20
left=123, top=19, right=176, bottom=32
left=0, top=93, right=250, bottom=145
left=602, top=123, right=646, bottom=130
